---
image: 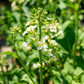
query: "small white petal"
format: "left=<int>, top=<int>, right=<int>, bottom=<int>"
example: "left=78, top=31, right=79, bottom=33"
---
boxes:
left=50, top=40, right=57, bottom=46
left=37, top=63, right=41, bottom=68
left=22, top=31, right=27, bottom=36
left=49, top=53, right=54, bottom=56
left=27, top=46, right=31, bottom=50
left=26, top=22, right=30, bottom=26
left=33, top=63, right=37, bottom=68
left=37, top=46, right=42, bottom=50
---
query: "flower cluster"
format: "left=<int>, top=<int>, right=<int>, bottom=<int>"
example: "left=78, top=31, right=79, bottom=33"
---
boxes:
left=22, top=8, right=64, bottom=68
left=23, top=41, right=32, bottom=51
left=9, top=26, right=21, bottom=36
left=33, top=62, right=45, bottom=69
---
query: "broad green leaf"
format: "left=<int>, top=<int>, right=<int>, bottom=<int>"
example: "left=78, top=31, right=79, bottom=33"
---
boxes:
left=74, top=67, right=83, bottom=76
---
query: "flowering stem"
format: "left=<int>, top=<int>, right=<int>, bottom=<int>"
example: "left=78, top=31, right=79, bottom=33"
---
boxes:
left=12, top=35, right=36, bottom=84
left=38, top=19, right=43, bottom=84
left=73, top=1, right=79, bottom=66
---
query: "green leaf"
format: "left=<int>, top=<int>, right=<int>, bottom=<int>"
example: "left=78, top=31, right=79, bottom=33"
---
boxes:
left=61, top=20, right=70, bottom=31
left=22, top=6, right=29, bottom=14
left=12, top=68, right=23, bottom=74
left=23, top=0, right=30, bottom=6
left=12, top=12, right=21, bottom=25
left=21, top=74, right=38, bottom=84
left=0, top=51, right=18, bottom=58
left=52, top=70, right=60, bottom=76
left=74, top=67, right=83, bottom=76
left=65, top=75, right=72, bottom=84
left=17, top=51, right=27, bottom=60
left=21, top=74, right=33, bottom=84
left=81, top=74, right=84, bottom=83
left=63, top=62, right=74, bottom=74
left=53, top=78, right=61, bottom=84
left=26, top=51, right=39, bottom=66
left=15, top=34, right=24, bottom=40
left=58, top=1, right=67, bottom=10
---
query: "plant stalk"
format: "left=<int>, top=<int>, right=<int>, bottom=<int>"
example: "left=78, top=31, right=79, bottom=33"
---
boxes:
left=39, top=19, right=43, bottom=84
left=73, top=1, right=79, bottom=66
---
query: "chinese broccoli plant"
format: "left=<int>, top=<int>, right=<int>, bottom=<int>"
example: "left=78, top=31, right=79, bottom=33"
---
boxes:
left=9, top=8, right=63, bottom=84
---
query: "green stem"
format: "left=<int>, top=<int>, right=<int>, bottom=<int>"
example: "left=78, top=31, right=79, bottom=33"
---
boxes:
left=12, top=35, right=35, bottom=84
left=39, top=19, right=43, bottom=84
left=1, top=64, right=5, bottom=84
left=73, top=1, right=79, bottom=66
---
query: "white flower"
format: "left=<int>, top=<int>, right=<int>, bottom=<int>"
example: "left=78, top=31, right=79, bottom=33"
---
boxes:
left=44, top=49, right=52, bottom=53
left=42, top=62, right=45, bottom=66
left=23, top=25, right=37, bottom=35
left=27, top=25, right=37, bottom=32
left=56, top=30, right=64, bottom=36
left=42, top=26, right=45, bottom=29
left=49, top=33, right=54, bottom=38
left=43, top=44, right=48, bottom=49
left=26, top=45, right=31, bottom=50
left=53, top=56, right=57, bottom=61
left=37, top=63, right=41, bottom=68
left=37, top=46, right=42, bottom=50
left=33, top=62, right=41, bottom=69
left=49, top=53, right=54, bottom=56
left=33, top=63, right=37, bottom=68
left=50, top=40, right=57, bottom=46
left=49, top=24, right=57, bottom=32
left=22, top=31, right=27, bottom=36
left=25, top=22, right=31, bottom=26
left=41, top=35, right=49, bottom=42
left=22, top=41, right=32, bottom=50
left=59, top=30, right=63, bottom=35
left=53, top=30, right=63, bottom=37
left=46, top=17, right=52, bottom=20
left=36, top=41, right=47, bottom=50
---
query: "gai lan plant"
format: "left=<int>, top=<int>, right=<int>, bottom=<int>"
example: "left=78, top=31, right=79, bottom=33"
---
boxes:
left=9, top=8, right=63, bottom=84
